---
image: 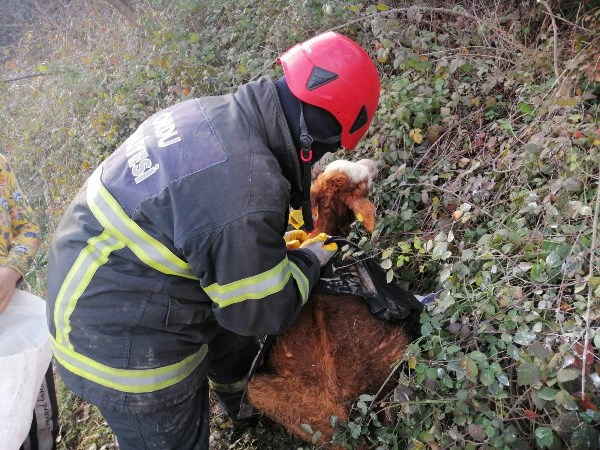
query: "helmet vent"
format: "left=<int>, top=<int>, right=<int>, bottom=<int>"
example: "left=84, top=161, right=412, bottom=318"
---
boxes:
left=349, top=105, right=368, bottom=134
left=306, top=66, right=339, bottom=91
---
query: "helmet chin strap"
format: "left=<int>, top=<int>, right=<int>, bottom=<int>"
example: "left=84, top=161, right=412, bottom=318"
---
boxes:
left=297, top=102, right=342, bottom=233
left=299, top=104, right=314, bottom=232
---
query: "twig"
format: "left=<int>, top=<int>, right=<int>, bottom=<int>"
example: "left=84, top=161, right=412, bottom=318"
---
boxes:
left=537, top=0, right=560, bottom=80
left=1, top=72, right=55, bottom=83
left=103, top=0, right=147, bottom=36
left=581, top=170, right=600, bottom=397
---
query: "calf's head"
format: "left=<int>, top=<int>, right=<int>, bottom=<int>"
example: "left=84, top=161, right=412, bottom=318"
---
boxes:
left=310, top=159, right=378, bottom=237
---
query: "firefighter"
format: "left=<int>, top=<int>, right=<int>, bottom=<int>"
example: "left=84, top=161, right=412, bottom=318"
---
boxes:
left=46, top=31, right=380, bottom=449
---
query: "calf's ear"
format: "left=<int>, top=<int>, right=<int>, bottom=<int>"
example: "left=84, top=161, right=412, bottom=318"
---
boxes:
left=347, top=196, right=376, bottom=233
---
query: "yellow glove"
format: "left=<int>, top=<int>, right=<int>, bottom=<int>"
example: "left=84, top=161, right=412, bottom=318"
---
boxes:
left=300, top=233, right=338, bottom=251
left=283, top=230, right=308, bottom=250
left=288, top=209, right=305, bottom=230
left=299, top=233, right=338, bottom=266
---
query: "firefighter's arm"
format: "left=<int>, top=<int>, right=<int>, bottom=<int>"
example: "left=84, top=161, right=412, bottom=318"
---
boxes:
left=183, top=211, right=322, bottom=336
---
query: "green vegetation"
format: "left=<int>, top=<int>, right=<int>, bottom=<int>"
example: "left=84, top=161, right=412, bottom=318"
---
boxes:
left=1, top=0, right=599, bottom=449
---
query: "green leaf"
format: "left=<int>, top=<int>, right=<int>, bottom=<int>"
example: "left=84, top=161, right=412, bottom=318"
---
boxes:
left=461, top=356, right=478, bottom=380
left=557, top=367, right=581, bottom=382
left=517, top=362, right=541, bottom=386
left=519, top=102, right=533, bottom=114
left=496, top=374, right=510, bottom=386
left=413, top=236, right=422, bottom=249
left=535, top=427, right=555, bottom=449
left=514, top=330, right=537, bottom=346
left=446, top=344, right=461, bottom=354
left=537, top=387, right=558, bottom=401
left=381, top=259, right=392, bottom=270
left=37, top=63, right=48, bottom=73
left=386, top=269, right=394, bottom=283
left=348, top=421, right=361, bottom=439
left=480, top=368, right=495, bottom=386
left=545, top=251, right=562, bottom=268
left=301, top=423, right=313, bottom=434
left=455, top=389, right=468, bottom=401
left=571, top=426, right=600, bottom=450
left=421, top=322, right=433, bottom=336
left=311, top=431, right=322, bottom=444
left=530, top=263, right=547, bottom=282
left=356, top=400, right=368, bottom=414
left=432, top=241, right=449, bottom=260
left=555, top=390, right=579, bottom=410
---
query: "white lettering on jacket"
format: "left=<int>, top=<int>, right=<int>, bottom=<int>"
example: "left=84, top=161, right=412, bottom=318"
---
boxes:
left=154, top=111, right=181, bottom=148
left=124, top=131, right=160, bottom=184
left=122, top=111, right=180, bottom=184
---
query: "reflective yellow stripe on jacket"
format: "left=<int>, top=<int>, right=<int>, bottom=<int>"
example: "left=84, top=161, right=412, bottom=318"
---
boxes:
left=52, top=167, right=206, bottom=393
left=87, top=168, right=198, bottom=280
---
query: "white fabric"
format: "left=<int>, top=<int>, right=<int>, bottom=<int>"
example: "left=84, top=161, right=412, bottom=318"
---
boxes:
left=0, top=290, right=52, bottom=450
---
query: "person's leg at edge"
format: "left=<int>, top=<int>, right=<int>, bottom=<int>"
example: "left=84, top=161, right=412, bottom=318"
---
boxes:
left=99, top=380, right=210, bottom=450
left=207, top=329, right=260, bottom=421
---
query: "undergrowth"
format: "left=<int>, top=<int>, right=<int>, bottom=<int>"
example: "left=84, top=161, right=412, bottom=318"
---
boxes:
left=1, top=0, right=599, bottom=449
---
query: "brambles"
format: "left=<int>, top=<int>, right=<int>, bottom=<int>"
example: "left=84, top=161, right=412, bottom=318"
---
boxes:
left=1, top=1, right=599, bottom=449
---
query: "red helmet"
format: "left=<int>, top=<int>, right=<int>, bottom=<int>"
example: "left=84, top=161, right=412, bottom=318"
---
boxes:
left=278, top=32, right=381, bottom=150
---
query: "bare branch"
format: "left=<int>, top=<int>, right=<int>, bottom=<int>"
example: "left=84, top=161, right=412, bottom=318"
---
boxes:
left=1, top=72, right=54, bottom=83
left=581, top=170, right=600, bottom=397
left=537, top=0, right=561, bottom=80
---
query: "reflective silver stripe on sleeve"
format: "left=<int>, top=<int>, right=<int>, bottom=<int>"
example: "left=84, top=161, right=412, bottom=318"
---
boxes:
left=203, top=258, right=291, bottom=308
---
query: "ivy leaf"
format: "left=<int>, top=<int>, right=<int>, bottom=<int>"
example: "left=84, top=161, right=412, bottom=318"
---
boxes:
left=530, top=263, right=547, bottom=282
left=496, top=373, right=510, bottom=386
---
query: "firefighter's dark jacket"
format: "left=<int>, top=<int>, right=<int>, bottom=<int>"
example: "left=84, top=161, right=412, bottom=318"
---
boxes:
left=46, top=77, right=321, bottom=413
